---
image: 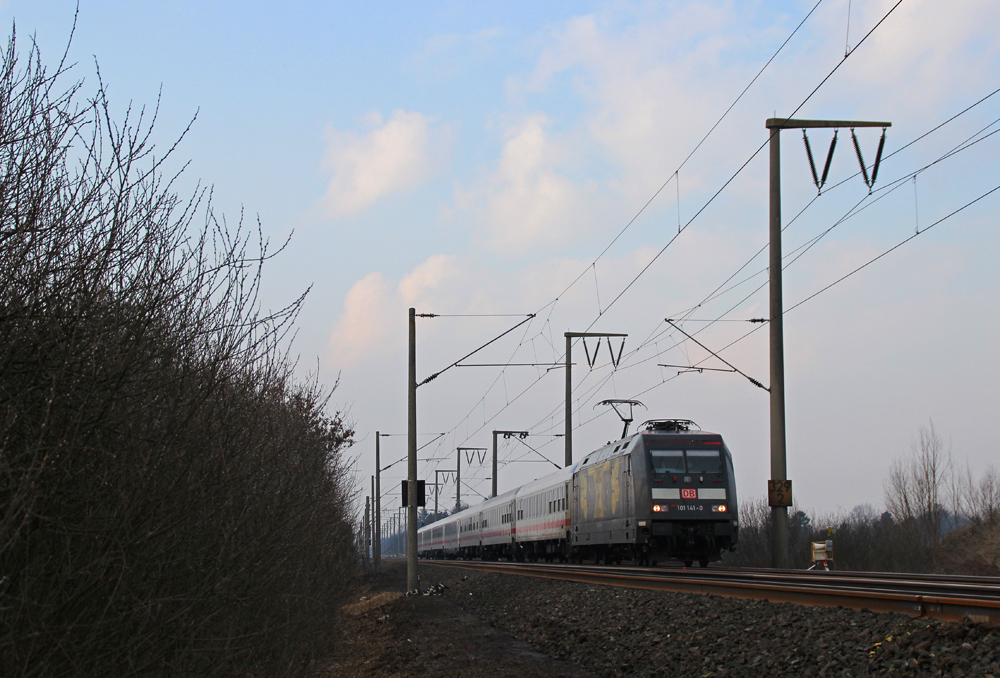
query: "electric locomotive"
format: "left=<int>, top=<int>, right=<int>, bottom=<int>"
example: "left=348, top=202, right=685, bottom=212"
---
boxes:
left=571, top=419, right=738, bottom=566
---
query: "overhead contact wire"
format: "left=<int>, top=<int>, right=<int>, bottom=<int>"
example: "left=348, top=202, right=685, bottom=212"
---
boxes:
left=442, top=1, right=907, bottom=482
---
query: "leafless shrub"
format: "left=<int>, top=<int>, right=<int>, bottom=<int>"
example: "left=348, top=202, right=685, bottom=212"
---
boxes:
left=807, top=504, right=930, bottom=573
left=960, top=463, right=1000, bottom=525
left=722, top=496, right=770, bottom=567
left=722, top=498, right=813, bottom=568
left=0, top=29, right=356, bottom=677
left=726, top=498, right=932, bottom=572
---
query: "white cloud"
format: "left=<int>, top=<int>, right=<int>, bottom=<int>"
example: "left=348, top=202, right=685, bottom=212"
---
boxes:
left=399, top=254, right=461, bottom=306
left=847, top=0, right=1000, bottom=98
left=454, top=5, right=784, bottom=257
left=327, top=272, right=394, bottom=366
left=510, top=1, right=998, bottom=209
left=328, top=255, right=464, bottom=366
left=410, top=27, right=503, bottom=79
left=320, top=110, right=446, bottom=217
left=485, top=116, right=581, bottom=251
left=515, top=7, right=759, bottom=203
left=454, top=114, right=602, bottom=255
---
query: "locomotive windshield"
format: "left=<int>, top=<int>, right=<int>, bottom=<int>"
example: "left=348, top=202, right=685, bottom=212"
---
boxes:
left=650, top=450, right=685, bottom=474
left=685, top=450, right=723, bottom=474
left=649, top=448, right=722, bottom=475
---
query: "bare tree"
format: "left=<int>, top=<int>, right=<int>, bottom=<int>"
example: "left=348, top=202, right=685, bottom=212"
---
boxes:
left=883, top=420, right=952, bottom=550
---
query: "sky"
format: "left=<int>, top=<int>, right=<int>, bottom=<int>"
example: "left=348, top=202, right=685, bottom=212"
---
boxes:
left=6, top=1, right=1000, bottom=524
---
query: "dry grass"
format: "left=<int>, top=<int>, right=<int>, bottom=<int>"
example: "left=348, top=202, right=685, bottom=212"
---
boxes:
left=937, top=520, right=1000, bottom=575
left=342, top=592, right=403, bottom=618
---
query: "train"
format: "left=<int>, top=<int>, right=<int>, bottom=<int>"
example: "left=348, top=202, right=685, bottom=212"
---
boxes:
left=417, top=419, right=739, bottom=567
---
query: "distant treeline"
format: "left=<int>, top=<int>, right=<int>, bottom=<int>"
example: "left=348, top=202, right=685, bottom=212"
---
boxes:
left=726, top=423, right=1000, bottom=574
left=0, top=32, right=357, bottom=677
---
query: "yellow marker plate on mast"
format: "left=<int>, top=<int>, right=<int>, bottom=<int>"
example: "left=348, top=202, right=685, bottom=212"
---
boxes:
left=768, top=479, right=792, bottom=507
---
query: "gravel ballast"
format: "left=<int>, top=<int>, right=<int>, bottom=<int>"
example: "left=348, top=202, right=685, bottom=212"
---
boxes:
left=424, top=563, right=1000, bottom=677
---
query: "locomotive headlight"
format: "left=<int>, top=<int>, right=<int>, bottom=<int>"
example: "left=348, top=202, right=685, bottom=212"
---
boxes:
left=652, top=504, right=663, bottom=512
left=711, top=504, right=728, bottom=513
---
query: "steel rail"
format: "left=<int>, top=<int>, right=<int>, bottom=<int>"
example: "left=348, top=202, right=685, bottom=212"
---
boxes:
left=422, top=560, right=1000, bottom=625
left=637, top=567, right=1000, bottom=601
left=729, top=565, right=1000, bottom=586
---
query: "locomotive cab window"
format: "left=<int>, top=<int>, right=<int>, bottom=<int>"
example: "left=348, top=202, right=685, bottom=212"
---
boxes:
left=650, top=449, right=685, bottom=475
left=686, top=449, right=722, bottom=474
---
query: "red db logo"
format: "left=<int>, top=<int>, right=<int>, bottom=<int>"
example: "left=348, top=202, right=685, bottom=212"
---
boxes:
left=681, top=488, right=697, bottom=500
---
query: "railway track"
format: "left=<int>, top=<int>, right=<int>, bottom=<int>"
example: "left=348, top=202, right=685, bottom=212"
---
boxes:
left=421, top=559, right=1000, bottom=625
